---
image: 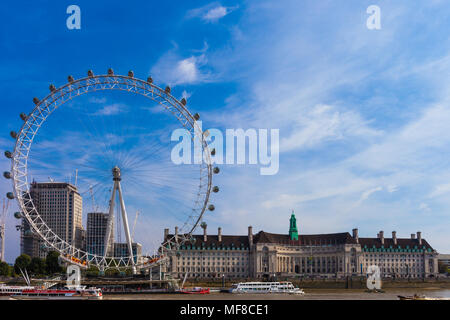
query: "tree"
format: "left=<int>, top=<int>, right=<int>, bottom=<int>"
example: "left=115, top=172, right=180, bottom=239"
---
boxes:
left=45, top=251, right=62, bottom=275
left=105, top=268, right=119, bottom=276
left=0, top=261, right=11, bottom=276
left=440, top=261, right=450, bottom=274
left=14, top=254, right=31, bottom=275
left=29, top=257, right=46, bottom=275
left=86, top=266, right=99, bottom=277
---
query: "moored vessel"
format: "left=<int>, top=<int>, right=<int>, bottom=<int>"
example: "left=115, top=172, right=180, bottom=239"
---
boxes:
left=11, top=286, right=103, bottom=300
left=178, top=287, right=210, bottom=294
left=230, top=281, right=304, bottom=294
left=398, top=294, right=450, bottom=301
left=0, top=284, right=35, bottom=296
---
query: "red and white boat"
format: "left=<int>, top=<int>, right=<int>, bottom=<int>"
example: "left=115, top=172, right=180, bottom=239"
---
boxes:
left=11, top=286, right=103, bottom=300
left=0, top=284, right=35, bottom=297
left=178, top=287, right=210, bottom=294
left=1, top=283, right=102, bottom=300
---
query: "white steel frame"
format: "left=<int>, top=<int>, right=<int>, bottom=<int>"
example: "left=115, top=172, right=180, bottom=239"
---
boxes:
left=9, top=72, right=213, bottom=271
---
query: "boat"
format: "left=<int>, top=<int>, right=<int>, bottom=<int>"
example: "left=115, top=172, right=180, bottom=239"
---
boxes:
left=178, top=287, right=210, bottom=294
left=398, top=294, right=450, bottom=301
left=230, top=281, right=304, bottom=294
left=11, top=286, right=103, bottom=300
left=2, top=268, right=103, bottom=300
left=0, top=284, right=35, bottom=296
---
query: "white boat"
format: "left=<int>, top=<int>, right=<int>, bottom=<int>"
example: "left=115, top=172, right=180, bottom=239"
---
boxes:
left=2, top=269, right=102, bottom=300
left=0, top=284, right=35, bottom=297
left=11, top=285, right=103, bottom=300
left=230, top=281, right=305, bottom=295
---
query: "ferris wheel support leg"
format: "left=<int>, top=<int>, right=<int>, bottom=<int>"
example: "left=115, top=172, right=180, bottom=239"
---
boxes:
left=117, top=182, right=136, bottom=275
left=103, top=182, right=117, bottom=259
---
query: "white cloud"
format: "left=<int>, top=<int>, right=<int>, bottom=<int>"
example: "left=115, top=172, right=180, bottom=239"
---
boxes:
left=428, top=183, right=450, bottom=198
left=203, top=6, right=228, bottom=21
left=198, top=1, right=450, bottom=253
left=419, top=203, right=431, bottom=212
left=89, top=97, right=107, bottom=104
left=387, top=185, right=398, bottom=193
left=150, top=50, right=210, bottom=86
left=182, top=90, right=192, bottom=100
left=280, top=104, right=382, bottom=152
left=357, top=187, right=383, bottom=205
left=92, top=103, right=126, bottom=116
left=187, top=4, right=236, bottom=22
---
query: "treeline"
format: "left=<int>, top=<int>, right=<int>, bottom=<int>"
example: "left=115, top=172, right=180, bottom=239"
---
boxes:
left=0, top=251, right=63, bottom=277
left=0, top=253, right=135, bottom=278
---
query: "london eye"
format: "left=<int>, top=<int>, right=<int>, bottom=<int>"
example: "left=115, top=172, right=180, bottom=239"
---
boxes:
left=3, top=69, right=219, bottom=273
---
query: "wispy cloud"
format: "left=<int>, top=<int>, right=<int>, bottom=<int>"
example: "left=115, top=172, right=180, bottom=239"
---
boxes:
left=150, top=49, right=211, bottom=86
left=280, top=104, right=382, bottom=153
left=356, top=186, right=383, bottom=206
left=197, top=1, right=450, bottom=253
left=92, top=103, right=127, bottom=116
left=187, top=3, right=237, bottom=22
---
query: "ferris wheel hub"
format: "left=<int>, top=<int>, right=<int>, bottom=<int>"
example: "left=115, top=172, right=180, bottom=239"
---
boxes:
left=112, top=166, right=121, bottom=181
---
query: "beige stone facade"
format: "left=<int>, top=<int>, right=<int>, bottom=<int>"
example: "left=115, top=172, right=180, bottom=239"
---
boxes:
left=163, top=215, right=439, bottom=280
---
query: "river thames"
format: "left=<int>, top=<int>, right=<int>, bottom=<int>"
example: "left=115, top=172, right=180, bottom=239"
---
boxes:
left=103, top=288, right=450, bottom=300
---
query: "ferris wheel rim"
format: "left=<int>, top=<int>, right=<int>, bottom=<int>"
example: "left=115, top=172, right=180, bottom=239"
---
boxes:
left=9, top=71, right=214, bottom=270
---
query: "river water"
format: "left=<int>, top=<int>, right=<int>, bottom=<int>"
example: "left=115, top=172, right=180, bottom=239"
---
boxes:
left=103, top=288, right=450, bottom=300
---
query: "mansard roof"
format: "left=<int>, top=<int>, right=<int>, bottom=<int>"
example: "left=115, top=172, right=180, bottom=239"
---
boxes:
left=358, top=237, right=434, bottom=252
left=166, top=234, right=250, bottom=249
left=254, top=231, right=357, bottom=245
left=165, top=231, right=434, bottom=251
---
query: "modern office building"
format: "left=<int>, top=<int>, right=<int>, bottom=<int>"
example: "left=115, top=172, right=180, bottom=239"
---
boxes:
left=21, top=181, right=85, bottom=259
left=86, top=212, right=113, bottom=256
left=163, top=212, right=439, bottom=280
left=113, top=242, right=142, bottom=263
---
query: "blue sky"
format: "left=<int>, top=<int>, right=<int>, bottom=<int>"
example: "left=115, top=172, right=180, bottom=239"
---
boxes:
left=1, top=1, right=450, bottom=262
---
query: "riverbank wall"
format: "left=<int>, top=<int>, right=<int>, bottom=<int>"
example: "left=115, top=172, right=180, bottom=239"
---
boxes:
left=183, top=277, right=450, bottom=289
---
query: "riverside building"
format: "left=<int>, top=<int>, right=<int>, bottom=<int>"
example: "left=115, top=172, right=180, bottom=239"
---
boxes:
left=21, top=182, right=85, bottom=258
left=163, top=212, right=439, bottom=280
left=86, top=212, right=112, bottom=256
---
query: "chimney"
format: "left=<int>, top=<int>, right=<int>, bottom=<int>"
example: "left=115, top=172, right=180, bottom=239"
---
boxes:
left=248, top=226, right=253, bottom=248
left=203, top=224, right=207, bottom=242
left=164, top=228, right=169, bottom=241
left=411, top=233, right=415, bottom=239
left=352, top=228, right=359, bottom=243
left=175, top=226, right=179, bottom=243
left=392, top=231, right=397, bottom=245
left=218, top=227, right=222, bottom=242
left=379, top=231, right=384, bottom=245
left=417, top=231, right=422, bottom=245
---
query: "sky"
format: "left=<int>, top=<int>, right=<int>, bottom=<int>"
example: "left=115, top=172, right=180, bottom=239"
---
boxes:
left=1, top=0, right=450, bottom=263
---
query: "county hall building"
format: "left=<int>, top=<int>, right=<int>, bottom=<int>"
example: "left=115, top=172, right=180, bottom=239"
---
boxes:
left=163, top=212, right=439, bottom=280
